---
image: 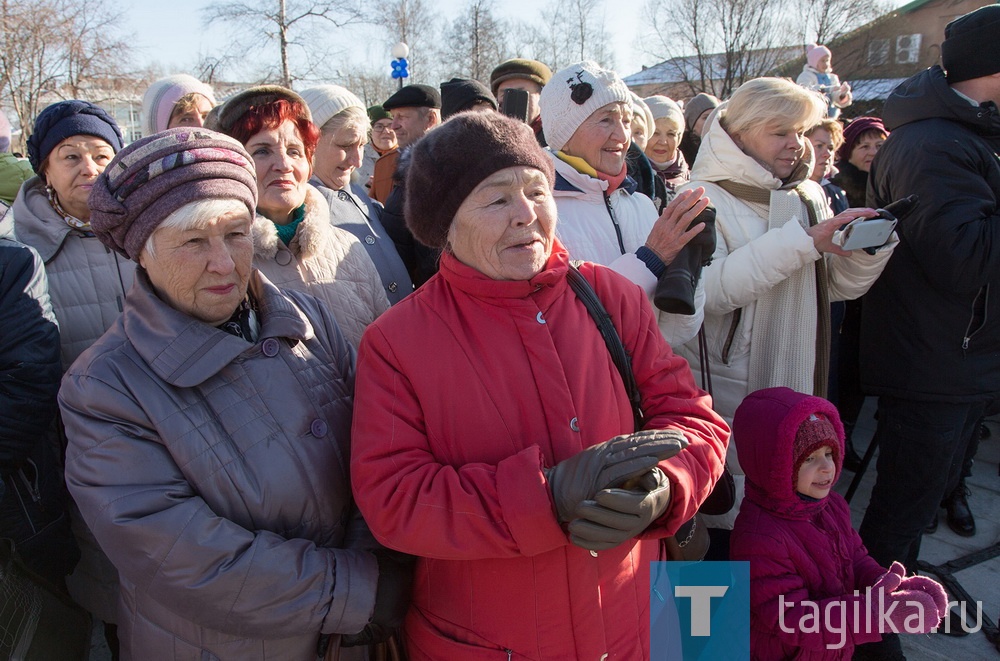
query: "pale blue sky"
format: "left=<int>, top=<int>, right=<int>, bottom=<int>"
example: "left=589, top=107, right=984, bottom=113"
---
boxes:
left=119, top=0, right=646, bottom=80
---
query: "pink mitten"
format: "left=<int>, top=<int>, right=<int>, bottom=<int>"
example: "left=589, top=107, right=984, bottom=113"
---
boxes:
left=870, top=566, right=903, bottom=594
left=884, top=590, right=940, bottom=634
left=897, top=575, right=949, bottom=618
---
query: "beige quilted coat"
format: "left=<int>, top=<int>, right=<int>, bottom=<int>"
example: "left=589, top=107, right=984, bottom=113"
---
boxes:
left=253, top=185, right=389, bottom=348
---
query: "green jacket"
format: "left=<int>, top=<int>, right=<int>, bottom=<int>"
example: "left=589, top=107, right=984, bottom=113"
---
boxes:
left=0, top=153, right=33, bottom=205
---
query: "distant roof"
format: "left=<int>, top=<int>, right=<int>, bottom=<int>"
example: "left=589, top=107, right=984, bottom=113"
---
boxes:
left=623, top=47, right=802, bottom=87
left=851, top=77, right=908, bottom=100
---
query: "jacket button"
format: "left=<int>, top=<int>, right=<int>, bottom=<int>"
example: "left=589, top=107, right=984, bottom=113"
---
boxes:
left=310, top=419, right=328, bottom=437
left=570, top=417, right=580, bottom=432
left=536, top=311, right=546, bottom=324
left=365, top=235, right=376, bottom=245
left=338, top=190, right=350, bottom=200
left=275, top=249, right=293, bottom=266
left=262, top=338, right=280, bottom=357
left=388, top=282, right=398, bottom=293
left=590, top=550, right=598, bottom=558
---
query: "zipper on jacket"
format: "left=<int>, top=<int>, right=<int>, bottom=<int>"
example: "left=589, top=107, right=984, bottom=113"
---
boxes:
left=505, top=649, right=513, bottom=660
left=962, top=283, right=989, bottom=353
left=721, top=308, right=743, bottom=365
left=602, top=192, right=627, bottom=255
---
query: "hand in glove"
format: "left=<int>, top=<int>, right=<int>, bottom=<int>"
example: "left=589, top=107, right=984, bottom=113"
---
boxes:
left=567, top=468, right=671, bottom=550
left=896, top=575, right=949, bottom=619
left=545, top=429, right=687, bottom=524
left=341, top=550, right=415, bottom=647
left=869, top=561, right=905, bottom=594
left=880, top=590, right=940, bottom=634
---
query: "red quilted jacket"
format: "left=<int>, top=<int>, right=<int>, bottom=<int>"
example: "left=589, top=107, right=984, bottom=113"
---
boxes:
left=351, top=245, right=729, bottom=660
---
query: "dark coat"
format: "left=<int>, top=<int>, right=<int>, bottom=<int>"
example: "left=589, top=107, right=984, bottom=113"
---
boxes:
left=380, top=149, right=441, bottom=288
left=861, top=65, right=1000, bottom=402
left=0, top=206, right=78, bottom=584
left=830, top=160, right=868, bottom=208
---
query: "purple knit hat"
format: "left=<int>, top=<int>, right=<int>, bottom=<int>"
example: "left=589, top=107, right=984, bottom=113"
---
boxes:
left=405, top=112, right=555, bottom=249
left=89, top=127, right=258, bottom=261
left=836, top=116, right=886, bottom=163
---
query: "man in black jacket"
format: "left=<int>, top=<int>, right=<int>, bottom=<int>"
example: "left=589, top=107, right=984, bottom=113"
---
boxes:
left=856, top=6, right=1000, bottom=658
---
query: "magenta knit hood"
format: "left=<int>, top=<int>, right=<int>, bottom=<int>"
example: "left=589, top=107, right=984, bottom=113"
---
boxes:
left=733, top=388, right=844, bottom=520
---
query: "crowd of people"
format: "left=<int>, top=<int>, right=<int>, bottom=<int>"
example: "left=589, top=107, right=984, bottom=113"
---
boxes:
left=1, top=4, right=998, bottom=660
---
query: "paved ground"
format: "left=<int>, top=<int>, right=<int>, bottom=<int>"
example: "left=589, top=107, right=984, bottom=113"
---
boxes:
left=840, top=399, right=1000, bottom=660
left=87, top=398, right=1000, bottom=660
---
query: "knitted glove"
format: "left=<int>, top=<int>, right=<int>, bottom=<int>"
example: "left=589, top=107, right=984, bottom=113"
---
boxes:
left=870, top=563, right=904, bottom=594
left=881, top=590, right=940, bottom=634
left=545, top=430, right=687, bottom=524
left=567, top=468, right=671, bottom=550
left=897, top=575, right=949, bottom=619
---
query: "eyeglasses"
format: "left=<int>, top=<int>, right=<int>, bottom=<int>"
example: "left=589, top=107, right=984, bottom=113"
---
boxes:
left=372, top=124, right=394, bottom=133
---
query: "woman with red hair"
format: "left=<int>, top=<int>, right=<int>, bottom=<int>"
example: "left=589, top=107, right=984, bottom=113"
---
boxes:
left=213, top=86, right=389, bottom=348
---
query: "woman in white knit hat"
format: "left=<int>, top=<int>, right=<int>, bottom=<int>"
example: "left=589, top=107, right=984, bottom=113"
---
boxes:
left=644, top=95, right=690, bottom=195
left=539, top=60, right=712, bottom=347
left=299, top=85, right=413, bottom=304
left=140, top=74, right=216, bottom=135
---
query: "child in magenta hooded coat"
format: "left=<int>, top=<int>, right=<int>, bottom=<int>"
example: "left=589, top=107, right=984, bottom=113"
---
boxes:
left=730, top=388, right=947, bottom=660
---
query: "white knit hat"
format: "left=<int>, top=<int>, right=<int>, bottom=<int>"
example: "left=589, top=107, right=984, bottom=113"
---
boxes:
left=141, top=74, right=216, bottom=136
left=644, top=95, right=685, bottom=128
left=299, top=85, right=365, bottom=131
left=630, top=93, right=655, bottom=137
left=539, top=61, right=632, bottom=152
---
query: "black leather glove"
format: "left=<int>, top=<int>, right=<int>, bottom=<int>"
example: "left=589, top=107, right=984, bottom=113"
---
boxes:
left=340, top=549, right=415, bottom=647
left=545, top=429, right=687, bottom=524
left=653, top=205, right=717, bottom=315
left=568, top=468, right=672, bottom=550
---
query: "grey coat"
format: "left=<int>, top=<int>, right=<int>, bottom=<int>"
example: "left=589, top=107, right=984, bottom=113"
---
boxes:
left=12, top=176, right=136, bottom=371
left=59, top=269, right=378, bottom=661
left=311, top=179, right=413, bottom=305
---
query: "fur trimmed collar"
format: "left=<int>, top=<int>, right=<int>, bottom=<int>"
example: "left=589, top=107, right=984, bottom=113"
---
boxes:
left=252, top=184, right=337, bottom=260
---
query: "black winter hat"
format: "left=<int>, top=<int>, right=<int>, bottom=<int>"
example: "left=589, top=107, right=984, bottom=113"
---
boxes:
left=942, top=5, right=1000, bottom=83
left=383, top=84, right=441, bottom=111
left=440, top=78, right=497, bottom=119
left=405, top=112, right=554, bottom=249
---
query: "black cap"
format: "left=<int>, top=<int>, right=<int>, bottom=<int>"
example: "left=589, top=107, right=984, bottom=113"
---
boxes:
left=440, top=78, right=497, bottom=119
left=383, top=84, right=441, bottom=111
left=942, top=5, right=1000, bottom=83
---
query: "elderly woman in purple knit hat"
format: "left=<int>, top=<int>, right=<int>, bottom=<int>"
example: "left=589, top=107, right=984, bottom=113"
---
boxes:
left=57, top=127, right=411, bottom=661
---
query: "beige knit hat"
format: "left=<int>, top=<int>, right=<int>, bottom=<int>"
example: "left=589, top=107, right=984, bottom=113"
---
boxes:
left=644, top=95, right=685, bottom=128
left=299, top=85, right=366, bottom=131
left=539, top=61, right=631, bottom=152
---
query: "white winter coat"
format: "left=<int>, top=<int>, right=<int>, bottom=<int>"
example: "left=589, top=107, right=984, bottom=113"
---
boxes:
left=549, top=153, right=704, bottom=348
left=675, top=109, right=894, bottom=526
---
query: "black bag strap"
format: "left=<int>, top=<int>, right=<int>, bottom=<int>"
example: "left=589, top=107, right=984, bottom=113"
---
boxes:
left=566, top=265, right=644, bottom=431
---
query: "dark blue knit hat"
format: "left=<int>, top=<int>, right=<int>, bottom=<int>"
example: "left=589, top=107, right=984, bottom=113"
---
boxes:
left=27, top=100, right=124, bottom=172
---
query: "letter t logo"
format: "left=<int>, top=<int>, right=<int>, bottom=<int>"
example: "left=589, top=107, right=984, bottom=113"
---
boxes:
left=674, top=585, right=729, bottom=636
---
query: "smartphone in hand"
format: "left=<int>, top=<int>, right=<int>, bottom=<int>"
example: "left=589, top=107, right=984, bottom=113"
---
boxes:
left=501, top=88, right=530, bottom=123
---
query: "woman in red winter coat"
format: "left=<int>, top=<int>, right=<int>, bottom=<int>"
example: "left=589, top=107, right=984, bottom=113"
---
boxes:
left=729, top=388, right=947, bottom=660
left=350, top=112, right=730, bottom=660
